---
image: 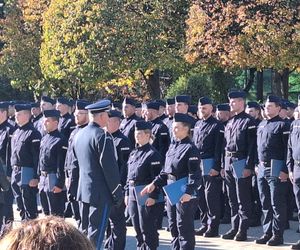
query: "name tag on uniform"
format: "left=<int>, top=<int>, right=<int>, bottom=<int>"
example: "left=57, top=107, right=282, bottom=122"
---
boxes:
left=134, top=185, right=164, bottom=206
left=47, top=173, right=58, bottom=192
left=200, top=158, right=215, bottom=176
left=232, top=159, right=246, bottom=179
left=271, top=159, right=284, bottom=177
left=21, top=167, right=34, bottom=185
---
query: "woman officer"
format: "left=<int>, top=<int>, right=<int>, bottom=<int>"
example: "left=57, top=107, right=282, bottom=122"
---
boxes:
left=125, top=120, right=162, bottom=250
left=142, top=113, right=201, bottom=250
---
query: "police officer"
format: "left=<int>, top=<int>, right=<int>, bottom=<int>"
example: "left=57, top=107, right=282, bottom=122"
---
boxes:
left=120, top=97, right=142, bottom=147
left=255, top=95, right=290, bottom=246
left=31, top=102, right=42, bottom=126
left=155, top=99, right=167, bottom=121
left=175, top=95, right=196, bottom=133
left=73, top=100, right=123, bottom=249
left=142, top=113, right=201, bottom=250
left=64, top=100, right=90, bottom=225
left=11, top=104, right=41, bottom=220
left=38, top=110, right=67, bottom=217
left=7, top=101, right=16, bottom=128
left=245, top=101, right=263, bottom=227
left=188, top=105, right=198, bottom=120
left=56, top=97, right=76, bottom=140
left=135, top=103, right=142, bottom=118
left=0, top=102, right=15, bottom=229
left=125, top=120, right=162, bottom=250
left=193, top=97, right=224, bottom=237
left=105, top=110, right=131, bottom=250
left=222, top=91, right=256, bottom=241
left=287, top=101, right=300, bottom=249
left=216, top=103, right=231, bottom=125
left=37, top=96, right=56, bottom=136
left=163, top=98, right=175, bottom=140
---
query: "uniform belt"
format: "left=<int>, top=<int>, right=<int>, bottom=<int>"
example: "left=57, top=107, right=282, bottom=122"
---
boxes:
left=225, top=151, right=244, bottom=158
left=167, top=174, right=177, bottom=181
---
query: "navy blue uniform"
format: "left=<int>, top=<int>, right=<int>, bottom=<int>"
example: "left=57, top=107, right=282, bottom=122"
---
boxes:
left=33, top=114, right=45, bottom=136
left=105, top=130, right=131, bottom=250
left=153, top=137, right=201, bottom=250
left=257, top=115, right=290, bottom=240
left=74, top=122, right=123, bottom=248
left=64, top=124, right=87, bottom=224
left=223, top=111, right=256, bottom=235
left=193, top=116, right=224, bottom=235
left=163, top=116, right=174, bottom=141
left=287, top=119, right=300, bottom=234
left=38, top=129, right=68, bottom=216
left=126, top=143, right=162, bottom=250
left=58, top=113, right=76, bottom=140
left=10, top=122, right=41, bottom=220
left=120, top=114, right=141, bottom=146
left=0, top=120, right=15, bottom=229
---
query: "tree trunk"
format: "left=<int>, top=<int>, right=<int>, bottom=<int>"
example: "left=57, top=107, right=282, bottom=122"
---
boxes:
left=141, top=69, right=161, bottom=100
left=244, top=68, right=256, bottom=93
left=273, top=68, right=289, bottom=98
left=256, top=70, right=263, bottom=102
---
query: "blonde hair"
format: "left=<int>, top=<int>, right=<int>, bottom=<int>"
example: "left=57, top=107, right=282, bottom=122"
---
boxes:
left=0, top=216, right=94, bottom=250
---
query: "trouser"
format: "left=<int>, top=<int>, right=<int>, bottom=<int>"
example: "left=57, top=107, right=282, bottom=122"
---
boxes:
left=3, top=187, right=14, bottom=223
left=80, top=201, right=111, bottom=250
left=128, top=186, right=159, bottom=250
left=197, top=185, right=208, bottom=227
left=257, top=176, right=287, bottom=237
left=104, top=202, right=126, bottom=250
left=11, top=169, right=38, bottom=220
left=167, top=198, right=198, bottom=250
left=293, top=165, right=300, bottom=232
left=225, top=169, right=252, bottom=233
left=39, top=190, right=65, bottom=217
left=250, top=174, right=262, bottom=224
left=220, top=179, right=231, bottom=220
left=202, top=175, right=222, bottom=231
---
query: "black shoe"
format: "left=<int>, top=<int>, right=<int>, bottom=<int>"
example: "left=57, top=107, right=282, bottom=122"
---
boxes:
left=234, top=231, right=247, bottom=241
left=204, top=229, right=219, bottom=238
left=255, top=234, right=272, bottom=244
left=221, top=229, right=237, bottom=240
left=267, top=236, right=284, bottom=246
left=195, top=226, right=208, bottom=236
left=291, top=240, right=300, bottom=249
left=220, top=217, right=231, bottom=224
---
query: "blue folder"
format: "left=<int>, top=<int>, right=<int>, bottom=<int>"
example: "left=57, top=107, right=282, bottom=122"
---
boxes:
left=134, top=185, right=164, bottom=206
left=21, top=167, right=34, bottom=185
left=163, top=177, right=189, bottom=206
left=232, top=159, right=246, bottom=179
left=47, top=173, right=58, bottom=192
left=201, top=158, right=215, bottom=176
left=271, top=159, right=284, bottom=177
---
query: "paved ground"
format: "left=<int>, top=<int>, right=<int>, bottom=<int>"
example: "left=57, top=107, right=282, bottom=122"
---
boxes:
left=12, top=205, right=300, bottom=249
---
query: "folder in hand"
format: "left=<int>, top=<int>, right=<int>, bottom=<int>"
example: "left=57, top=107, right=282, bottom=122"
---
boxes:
left=232, top=159, right=246, bottom=179
left=201, top=158, right=215, bottom=176
left=134, top=185, right=164, bottom=206
left=21, top=167, right=34, bottom=185
left=47, top=173, right=58, bottom=192
left=163, top=177, right=189, bottom=206
left=271, top=159, right=284, bottom=177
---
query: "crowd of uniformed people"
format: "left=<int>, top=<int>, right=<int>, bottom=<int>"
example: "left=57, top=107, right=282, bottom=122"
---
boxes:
left=0, top=91, right=299, bottom=250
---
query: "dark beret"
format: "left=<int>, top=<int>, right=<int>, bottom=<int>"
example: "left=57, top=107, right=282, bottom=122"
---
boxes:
left=146, top=101, right=160, bottom=111
left=15, top=104, right=31, bottom=112
left=155, top=99, right=166, bottom=107
left=266, top=95, right=281, bottom=105
left=123, top=97, right=136, bottom=106
left=41, top=96, right=55, bottom=105
left=85, top=99, right=111, bottom=114
left=56, top=97, right=70, bottom=106
left=188, top=105, right=198, bottom=114
left=43, top=110, right=60, bottom=118
left=112, top=102, right=122, bottom=110
left=198, top=97, right=212, bottom=106
left=174, top=113, right=194, bottom=125
left=166, top=98, right=175, bottom=105
left=216, top=103, right=230, bottom=112
left=0, top=102, right=9, bottom=109
left=175, top=95, right=191, bottom=105
left=228, top=91, right=246, bottom=99
left=246, top=101, right=260, bottom=110
left=108, top=110, right=122, bottom=119
left=75, top=100, right=90, bottom=110
left=135, top=121, right=152, bottom=131
left=31, top=102, right=40, bottom=108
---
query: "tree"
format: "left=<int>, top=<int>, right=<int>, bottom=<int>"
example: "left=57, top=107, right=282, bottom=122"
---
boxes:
left=185, top=0, right=300, bottom=98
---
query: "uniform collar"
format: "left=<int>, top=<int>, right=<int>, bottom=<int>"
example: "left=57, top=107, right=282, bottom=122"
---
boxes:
left=19, top=122, right=31, bottom=130
left=111, top=129, right=121, bottom=137
left=48, top=129, right=59, bottom=135
left=137, top=142, right=150, bottom=151
left=175, top=136, right=190, bottom=145
left=203, top=115, right=214, bottom=123
left=267, top=115, right=281, bottom=122
left=0, top=120, right=8, bottom=129
left=233, top=110, right=246, bottom=118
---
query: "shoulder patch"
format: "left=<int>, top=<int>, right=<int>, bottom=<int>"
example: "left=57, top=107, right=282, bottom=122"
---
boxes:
left=151, top=161, right=160, bottom=165
left=189, top=157, right=198, bottom=161
left=121, top=147, right=130, bottom=151
left=32, top=139, right=40, bottom=143
left=248, top=126, right=256, bottom=129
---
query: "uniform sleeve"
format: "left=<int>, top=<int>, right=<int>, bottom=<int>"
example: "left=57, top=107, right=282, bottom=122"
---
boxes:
left=31, top=131, right=41, bottom=179
left=286, top=124, right=294, bottom=173
left=148, top=153, right=162, bottom=200
left=119, top=139, right=131, bottom=188
left=245, top=119, right=257, bottom=170
left=99, top=132, right=123, bottom=205
left=281, top=122, right=290, bottom=174
left=157, top=125, right=170, bottom=164
left=55, top=138, right=68, bottom=188
left=5, top=127, right=15, bottom=177
left=185, top=147, right=201, bottom=195
left=213, top=122, right=224, bottom=172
